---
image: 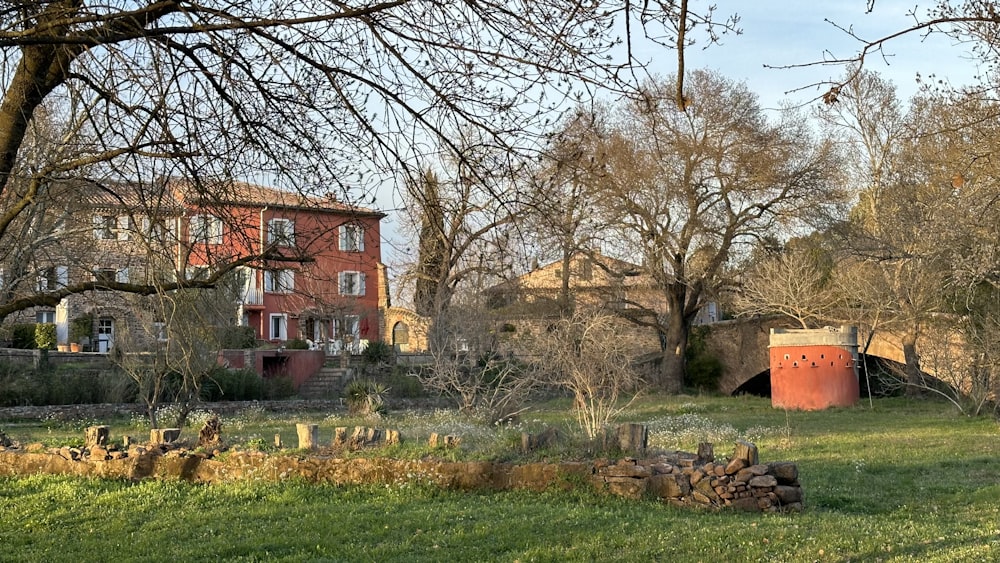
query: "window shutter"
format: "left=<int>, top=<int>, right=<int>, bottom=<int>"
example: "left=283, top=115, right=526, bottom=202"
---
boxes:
left=93, top=215, right=104, bottom=239
left=359, top=272, right=366, bottom=296
left=338, top=271, right=346, bottom=294
left=56, top=266, right=69, bottom=287
left=116, top=269, right=128, bottom=283
left=117, top=216, right=130, bottom=240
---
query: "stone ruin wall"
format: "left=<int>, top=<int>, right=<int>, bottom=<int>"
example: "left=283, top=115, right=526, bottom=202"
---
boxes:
left=0, top=425, right=804, bottom=514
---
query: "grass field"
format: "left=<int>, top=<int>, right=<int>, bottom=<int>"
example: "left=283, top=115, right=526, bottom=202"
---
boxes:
left=1, top=395, right=998, bottom=562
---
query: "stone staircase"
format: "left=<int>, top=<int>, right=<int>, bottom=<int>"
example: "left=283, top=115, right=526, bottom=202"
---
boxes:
left=297, top=365, right=354, bottom=400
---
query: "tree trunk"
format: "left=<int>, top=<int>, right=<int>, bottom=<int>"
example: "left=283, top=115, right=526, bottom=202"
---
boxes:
left=901, top=329, right=923, bottom=397
left=656, top=310, right=689, bottom=393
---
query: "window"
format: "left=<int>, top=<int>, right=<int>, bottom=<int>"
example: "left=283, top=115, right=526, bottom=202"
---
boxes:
left=116, top=215, right=132, bottom=241
left=190, top=214, right=223, bottom=245
left=94, top=268, right=118, bottom=285
left=269, top=313, right=288, bottom=341
left=36, top=266, right=68, bottom=291
left=338, top=271, right=365, bottom=296
left=267, top=218, right=295, bottom=246
left=264, top=269, right=295, bottom=293
left=93, top=215, right=116, bottom=240
left=339, top=224, right=364, bottom=252
left=152, top=322, right=168, bottom=342
left=185, top=266, right=210, bottom=282
left=142, top=216, right=172, bottom=242
left=36, top=311, right=55, bottom=324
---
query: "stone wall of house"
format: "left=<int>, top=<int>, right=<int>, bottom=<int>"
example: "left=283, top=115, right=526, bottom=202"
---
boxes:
left=0, top=429, right=803, bottom=513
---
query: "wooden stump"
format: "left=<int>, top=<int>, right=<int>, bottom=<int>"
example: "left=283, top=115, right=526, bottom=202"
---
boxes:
left=296, top=423, right=318, bottom=450
left=85, top=426, right=109, bottom=448
left=197, top=416, right=222, bottom=448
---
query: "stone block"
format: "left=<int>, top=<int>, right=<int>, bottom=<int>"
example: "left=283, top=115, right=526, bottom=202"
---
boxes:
left=332, top=427, right=347, bottom=447
left=749, top=475, right=778, bottom=488
left=724, top=457, right=747, bottom=475
left=648, top=473, right=689, bottom=498
left=769, top=462, right=799, bottom=484
left=732, top=441, right=759, bottom=466
left=774, top=485, right=803, bottom=505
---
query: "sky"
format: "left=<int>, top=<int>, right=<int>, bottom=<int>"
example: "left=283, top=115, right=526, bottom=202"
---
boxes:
left=656, top=0, right=983, bottom=108
left=378, top=1, right=985, bottom=275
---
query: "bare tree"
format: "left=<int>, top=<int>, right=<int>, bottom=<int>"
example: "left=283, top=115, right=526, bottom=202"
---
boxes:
left=526, top=309, right=644, bottom=439
left=415, top=296, right=537, bottom=423
left=0, top=0, right=737, bottom=323
left=576, top=71, right=842, bottom=392
left=114, top=282, right=237, bottom=429
left=733, top=245, right=838, bottom=329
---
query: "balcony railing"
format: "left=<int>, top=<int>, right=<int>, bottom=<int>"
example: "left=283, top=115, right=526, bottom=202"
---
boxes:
left=239, top=288, right=263, bottom=306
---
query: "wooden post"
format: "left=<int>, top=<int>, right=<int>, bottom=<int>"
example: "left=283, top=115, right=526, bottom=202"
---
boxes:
left=296, top=423, right=318, bottom=450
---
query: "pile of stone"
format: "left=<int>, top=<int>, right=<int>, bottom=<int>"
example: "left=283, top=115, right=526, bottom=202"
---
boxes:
left=592, top=440, right=803, bottom=512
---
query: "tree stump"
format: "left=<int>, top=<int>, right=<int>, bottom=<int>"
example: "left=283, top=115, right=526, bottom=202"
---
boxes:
left=697, top=442, right=715, bottom=463
left=732, top=440, right=759, bottom=466
left=85, top=426, right=109, bottom=448
left=296, top=424, right=318, bottom=450
left=197, top=416, right=222, bottom=448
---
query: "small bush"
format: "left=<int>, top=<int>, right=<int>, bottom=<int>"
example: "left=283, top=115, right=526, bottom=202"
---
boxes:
left=344, top=378, right=388, bottom=416
left=219, top=326, right=257, bottom=349
left=201, top=368, right=264, bottom=401
left=10, top=324, right=37, bottom=349
left=685, top=326, right=723, bottom=391
left=35, top=323, right=57, bottom=350
left=388, top=370, right=426, bottom=398
left=263, top=375, right=296, bottom=400
left=285, top=338, right=309, bottom=350
left=362, top=340, right=393, bottom=366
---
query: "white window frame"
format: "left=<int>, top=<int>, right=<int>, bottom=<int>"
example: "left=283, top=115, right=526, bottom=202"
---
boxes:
left=36, top=311, right=55, bottom=324
left=264, top=269, right=294, bottom=294
left=269, top=313, right=288, bottom=341
left=190, top=214, right=223, bottom=245
left=267, top=218, right=295, bottom=246
left=36, top=266, right=68, bottom=291
left=93, top=214, right=116, bottom=240
left=338, top=224, right=364, bottom=252
left=338, top=271, right=366, bottom=296
left=116, top=215, right=132, bottom=241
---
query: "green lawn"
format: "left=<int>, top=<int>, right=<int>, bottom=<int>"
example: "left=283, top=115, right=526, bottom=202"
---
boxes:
left=1, top=395, right=998, bottom=562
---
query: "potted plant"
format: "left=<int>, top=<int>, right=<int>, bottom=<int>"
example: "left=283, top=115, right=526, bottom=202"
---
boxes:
left=70, top=313, right=93, bottom=352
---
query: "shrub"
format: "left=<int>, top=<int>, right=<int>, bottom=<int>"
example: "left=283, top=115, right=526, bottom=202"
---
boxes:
left=10, top=324, right=37, bottom=349
left=218, top=326, right=257, bottom=349
left=684, top=326, right=723, bottom=391
left=388, top=370, right=426, bottom=398
left=344, top=378, right=388, bottom=416
left=263, top=375, right=296, bottom=400
left=285, top=338, right=309, bottom=350
left=201, top=368, right=264, bottom=401
left=35, top=323, right=57, bottom=350
left=362, top=340, right=393, bottom=366
left=70, top=314, right=93, bottom=344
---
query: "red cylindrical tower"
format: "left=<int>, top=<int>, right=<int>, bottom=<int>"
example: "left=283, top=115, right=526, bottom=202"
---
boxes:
left=769, top=326, right=860, bottom=410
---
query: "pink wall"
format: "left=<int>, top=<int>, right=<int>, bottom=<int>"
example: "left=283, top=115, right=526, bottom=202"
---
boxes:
left=218, top=349, right=325, bottom=390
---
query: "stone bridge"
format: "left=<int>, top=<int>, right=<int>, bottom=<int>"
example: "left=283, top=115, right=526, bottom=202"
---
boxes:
left=699, top=317, right=923, bottom=395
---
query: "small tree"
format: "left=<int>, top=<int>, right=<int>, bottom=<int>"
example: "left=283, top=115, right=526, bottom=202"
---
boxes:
left=526, top=310, right=644, bottom=439
left=114, top=285, right=236, bottom=428
left=416, top=302, right=538, bottom=422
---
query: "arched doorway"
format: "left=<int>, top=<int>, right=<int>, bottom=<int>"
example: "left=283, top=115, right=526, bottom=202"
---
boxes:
left=392, top=321, right=410, bottom=352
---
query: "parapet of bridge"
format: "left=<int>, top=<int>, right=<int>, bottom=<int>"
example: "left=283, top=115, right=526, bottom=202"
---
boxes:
left=769, top=326, right=860, bottom=410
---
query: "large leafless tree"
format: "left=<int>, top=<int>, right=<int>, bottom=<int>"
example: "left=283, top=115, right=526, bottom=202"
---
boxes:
left=580, top=71, right=843, bottom=392
left=0, top=0, right=739, bottom=323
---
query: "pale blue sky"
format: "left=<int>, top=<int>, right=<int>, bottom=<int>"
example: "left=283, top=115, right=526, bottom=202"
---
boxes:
left=671, top=1, right=982, bottom=107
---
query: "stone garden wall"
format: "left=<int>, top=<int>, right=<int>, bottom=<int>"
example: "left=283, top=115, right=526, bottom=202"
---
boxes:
left=0, top=423, right=803, bottom=513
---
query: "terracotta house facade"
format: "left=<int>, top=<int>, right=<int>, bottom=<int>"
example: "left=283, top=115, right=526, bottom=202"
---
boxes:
left=4, top=180, right=385, bottom=354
